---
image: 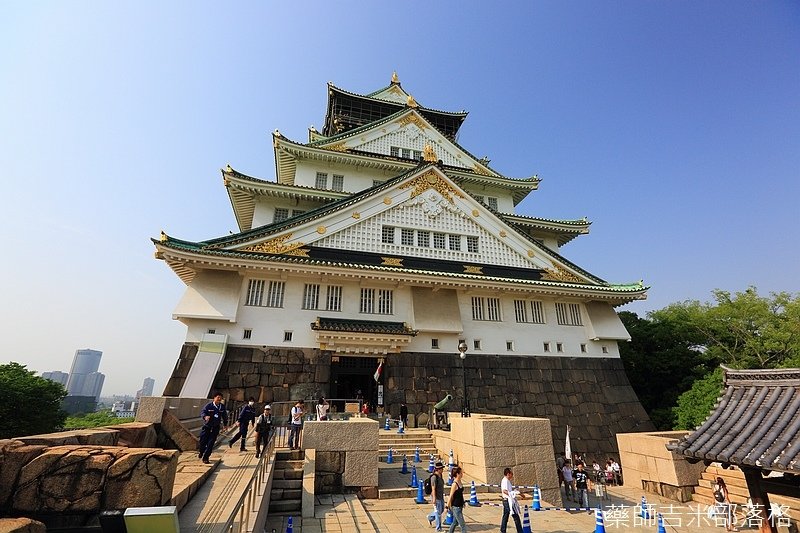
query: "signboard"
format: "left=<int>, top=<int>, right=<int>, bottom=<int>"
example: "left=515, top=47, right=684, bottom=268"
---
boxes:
left=377, top=384, right=384, bottom=406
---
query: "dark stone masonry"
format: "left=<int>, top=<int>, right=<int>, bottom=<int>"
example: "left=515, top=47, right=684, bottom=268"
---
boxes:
left=164, top=344, right=654, bottom=459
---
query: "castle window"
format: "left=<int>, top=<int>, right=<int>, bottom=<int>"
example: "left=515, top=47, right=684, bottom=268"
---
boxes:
left=580, top=343, right=587, bottom=353
left=466, top=236, right=479, bottom=253
left=433, top=233, right=446, bottom=249
left=246, top=279, right=265, bottom=306
left=556, top=342, right=563, bottom=353
left=530, top=300, right=546, bottom=324
left=471, top=297, right=485, bottom=321
left=243, top=329, right=252, bottom=340
left=487, top=298, right=501, bottom=321
left=473, top=339, right=482, bottom=350
left=486, top=197, right=498, bottom=210
left=514, top=300, right=528, bottom=323
left=382, top=226, right=395, bottom=244
left=315, top=172, right=328, bottom=189
left=326, top=285, right=342, bottom=312
left=401, top=228, right=414, bottom=246
left=556, top=302, right=583, bottom=326
left=448, top=234, right=461, bottom=251
left=207, top=329, right=216, bottom=334
left=332, top=174, right=344, bottom=192
left=402, top=148, right=411, bottom=159
left=506, top=341, right=514, bottom=351
left=302, top=284, right=320, bottom=310
left=543, top=342, right=551, bottom=353
left=417, top=231, right=430, bottom=247
left=414, top=150, right=422, bottom=160
left=377, top=289, right=393, bottom=314
left=284, top=331, right=293, bottom=342
left=266, top=281, right=285, bottom=308
left=360, top=288, right=394, bottom=314
left=602, top=346, right=609, bottom=354
left=273, top=208, right=289, bottom=222
left=390, top=146, right=399, bottom=157
left=431, top=338, right=439, bottom=349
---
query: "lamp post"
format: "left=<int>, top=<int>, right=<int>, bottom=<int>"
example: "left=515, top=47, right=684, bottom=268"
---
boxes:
left=458, top=341, right=470, bottom=417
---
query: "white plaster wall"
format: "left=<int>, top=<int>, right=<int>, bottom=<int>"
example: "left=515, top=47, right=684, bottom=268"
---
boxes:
left=293, top=160, right=394, bottom=193
left=178, top=275, right=623, bottom=358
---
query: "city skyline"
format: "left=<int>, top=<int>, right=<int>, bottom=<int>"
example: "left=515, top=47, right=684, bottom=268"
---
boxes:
left=1, top=3, right=798, bottom=395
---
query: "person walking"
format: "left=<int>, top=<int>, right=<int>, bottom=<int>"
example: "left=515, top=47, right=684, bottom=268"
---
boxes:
left=574, top=462, right=592, bottom=510
left=400, top=402, right=408, bottom=427
left=198, top=392, right=228, bottom=464
left=500, top=467, right=524, bottom=533
left=288, top=399, right=305, bottom=450
left=445, top=466, right=467, bottom=532
left=253, top=404, right=273, bottom=458
left=228, top=397, right=256, bottom=451
left=713, top=477, right=736, bottom=531
left=562, top=459, right=575, bottom=502
left=426, top=461, right=446, bottom=531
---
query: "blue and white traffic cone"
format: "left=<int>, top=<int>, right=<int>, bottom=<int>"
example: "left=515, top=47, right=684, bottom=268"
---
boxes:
left=657, top=513, right=667, bottom=533
left=468, top=481, right=481, bottom=506
left=387, top=447, right=393, bottom=464
left=384, top=417, right=390, bottom=430
left=533, top=485, right=541, bottom=511
left=397, top=419, right=405, bottom=434
left=446, top=464, right=453, bottom=486
left=409, top=465, right=418, bottom=488
left=286, top=516, right=293, bottom=533
left=448, top=449, right=455, bottom=470
left=522, top=505, right=532, bottom=533
left=641, top=495, right=651, bottom=519
left=428, top=454, right=435, bottom=473
left=594, top=506, right=606, bottom=533
left=414, top=446, right=420, bottom=463
left=400, top=454, right=408, bottom=474
left=415, top=482, right=427, bottom=504
left=443, top=508, right=453, bottom=526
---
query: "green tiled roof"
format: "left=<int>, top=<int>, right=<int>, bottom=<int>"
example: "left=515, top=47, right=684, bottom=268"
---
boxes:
left=311, top=317, right=417, bottom=336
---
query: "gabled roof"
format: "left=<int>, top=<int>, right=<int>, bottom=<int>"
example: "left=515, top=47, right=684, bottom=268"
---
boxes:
left=156, top=162, right=648, bottom=304
left=311, top=317, right=417, bottom=336
left=668, top=367, right=800, bottom=474
left=503, top=214, right=591, bottom=246
left=323, top=81, right=467, bottom=139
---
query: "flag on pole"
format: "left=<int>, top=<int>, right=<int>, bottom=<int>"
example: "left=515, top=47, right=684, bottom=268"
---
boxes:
left=565, top=425, right=572, bottom=463
left=373, top=362, right=383, bottom=382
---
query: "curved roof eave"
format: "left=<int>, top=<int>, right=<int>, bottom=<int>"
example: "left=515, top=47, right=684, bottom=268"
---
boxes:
left=153, top=238, right=649, bottom=305
left=328, top=82, right=468, bottom=118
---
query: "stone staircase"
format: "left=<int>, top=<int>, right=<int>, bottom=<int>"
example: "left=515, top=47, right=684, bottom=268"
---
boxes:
left=268, top=449, right=304, bottom=515
left=378, top=428, right=437, bottom=462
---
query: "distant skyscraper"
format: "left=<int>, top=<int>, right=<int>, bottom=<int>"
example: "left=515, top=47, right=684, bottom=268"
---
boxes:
left=42, top=371, right=69, bottom=387
left=66, top=349, right=104, bottom=399
left=136, top=377, right=155, bottom=399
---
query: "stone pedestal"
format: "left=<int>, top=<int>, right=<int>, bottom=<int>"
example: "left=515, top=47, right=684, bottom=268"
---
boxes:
left=302, top=418, right=378, bottom=493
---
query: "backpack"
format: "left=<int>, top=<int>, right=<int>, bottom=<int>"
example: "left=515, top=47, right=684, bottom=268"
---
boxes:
left=424, top=474, right=434, bottom=496
left=713, top=487, right=725, bottom=503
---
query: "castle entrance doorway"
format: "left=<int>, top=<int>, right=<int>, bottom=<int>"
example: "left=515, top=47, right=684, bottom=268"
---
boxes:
left=329, top=356, right=378, bottom=413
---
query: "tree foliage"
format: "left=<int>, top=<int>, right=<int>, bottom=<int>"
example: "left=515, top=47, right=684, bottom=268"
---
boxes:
left=673, top=368, right=724, bottom=430
left=1, top=362, right=67, bottom=439
left=621, top=288, right=800, bottom=430
left=64, top=410, right=134, bottom=429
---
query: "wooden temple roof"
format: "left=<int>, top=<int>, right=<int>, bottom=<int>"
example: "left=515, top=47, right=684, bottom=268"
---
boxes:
left=668, top=367, right=800, bottom=474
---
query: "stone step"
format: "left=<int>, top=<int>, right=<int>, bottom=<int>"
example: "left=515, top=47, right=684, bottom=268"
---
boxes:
left=271, top=478, right=302, bottom=490
left=274, top=468, right=303, bottom=480
left=268, top=499, right=301, bottom=514
left=275, top=459, right=304, bottom=470
left=270, top=488, right=302, bottom=501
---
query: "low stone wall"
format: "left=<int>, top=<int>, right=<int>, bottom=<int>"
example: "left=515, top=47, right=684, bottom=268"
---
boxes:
left=302, top=418, right=378, bottom=494
left=0, top=440, right=178, bottom=519
left=434, top=413, right=562, bottom=506
left=616, top=431, right=705, bottom=502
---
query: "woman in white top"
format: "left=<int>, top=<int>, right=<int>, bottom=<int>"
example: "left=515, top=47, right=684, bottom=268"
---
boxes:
left=316, top=397, right=329, bottom=421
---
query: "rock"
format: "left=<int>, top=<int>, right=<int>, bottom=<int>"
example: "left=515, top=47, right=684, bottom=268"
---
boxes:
left=114, top=422, right=158, bottom=448
left=160, top=410, right=198, bottom=452
left=0, top=517, right=46, bottom=533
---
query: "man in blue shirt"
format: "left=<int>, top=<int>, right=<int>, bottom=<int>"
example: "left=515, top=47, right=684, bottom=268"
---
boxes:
left=228, top=397, right=256, bottom=452
left=198, top=392, right=228, bottom=463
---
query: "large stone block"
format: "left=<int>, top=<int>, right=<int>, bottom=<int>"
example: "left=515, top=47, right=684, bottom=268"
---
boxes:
left=316, top=451, right=345, bottom=473
left=17, top=428, right=119, bottom=447
left=0, top=441, right=48, bottom=512
left=0, top=517, right=46, bottom=533
left=105, top=449, right=178, bottom=508
left=342, top=451, right=377, bottom=487
left=160, top=410, right=199, bottom=452
left=302, top=419, right=378, bottom=452
left=113, top=422, right=158, bottom=448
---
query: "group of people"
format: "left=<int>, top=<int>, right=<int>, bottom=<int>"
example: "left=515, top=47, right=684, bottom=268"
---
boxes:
left=197, top=393, right=276, bottom=462
left=556, top=453, right=621, bottom=506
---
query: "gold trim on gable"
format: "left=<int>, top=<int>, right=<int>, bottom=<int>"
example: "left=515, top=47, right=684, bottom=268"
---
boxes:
left=464, top=265, right=483, bottom=274
left=285, top=248, right=310, bottom=257
left=352, top=212, right=361, bottom=219
left=472, top=209, right=479, bottom=217
left=381, top=257, right=404, bottom=267
left=317, top=226, right=327, bottom=234
left=241, top=233, right=306, bottom=255
left=397, top=114, right=428, bottom=130
left=472, top=164, right=492, bottom=176
left=527, top=250, right=535, bottom=258
left=383, top=197, right=392, bottom=205
left=325, top=142, right=348, bottom=152
left=541, top=264, right=583, bottom=283
left=399, top=169, right=465, bottom=204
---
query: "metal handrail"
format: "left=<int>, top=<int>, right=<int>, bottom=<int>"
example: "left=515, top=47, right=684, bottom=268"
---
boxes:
left=221, top=429, right=277, bottom=533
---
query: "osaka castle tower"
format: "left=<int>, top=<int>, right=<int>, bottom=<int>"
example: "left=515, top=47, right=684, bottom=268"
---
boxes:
left=154, top=73, right=653, bottom=456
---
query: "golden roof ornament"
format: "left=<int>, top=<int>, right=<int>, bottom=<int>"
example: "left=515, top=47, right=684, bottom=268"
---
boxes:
left=422, top=144, right=437, bottom=162
left=406, top=94, right=419, bottom=108
left=160, top=231, right=168, bottom=243
left=391, top=71, right=400, bottom=84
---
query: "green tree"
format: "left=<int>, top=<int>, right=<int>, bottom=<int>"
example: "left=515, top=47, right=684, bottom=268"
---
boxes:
left=64, top=410, right=134, bottom=429
left=673, top=368, right=724, bottom=430
left=1, top=362, right=67, bottom=438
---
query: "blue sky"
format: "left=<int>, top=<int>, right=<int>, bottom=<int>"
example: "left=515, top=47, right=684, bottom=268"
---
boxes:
left=1, top=2, right=798, bottom=395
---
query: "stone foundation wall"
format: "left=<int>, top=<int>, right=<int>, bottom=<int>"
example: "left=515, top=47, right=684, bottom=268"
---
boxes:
left=165, top=344, right=653, bottom=457
left=303, top=418, right=378, bottom=493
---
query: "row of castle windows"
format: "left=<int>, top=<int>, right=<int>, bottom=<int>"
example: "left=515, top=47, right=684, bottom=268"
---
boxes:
left=245, top=280, right=582, bottom=327
left=390, top=146, right=423, bottom=160
left=315, top=172, right=344, bottom=191
left=382, top=226, right=480, bottom=253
